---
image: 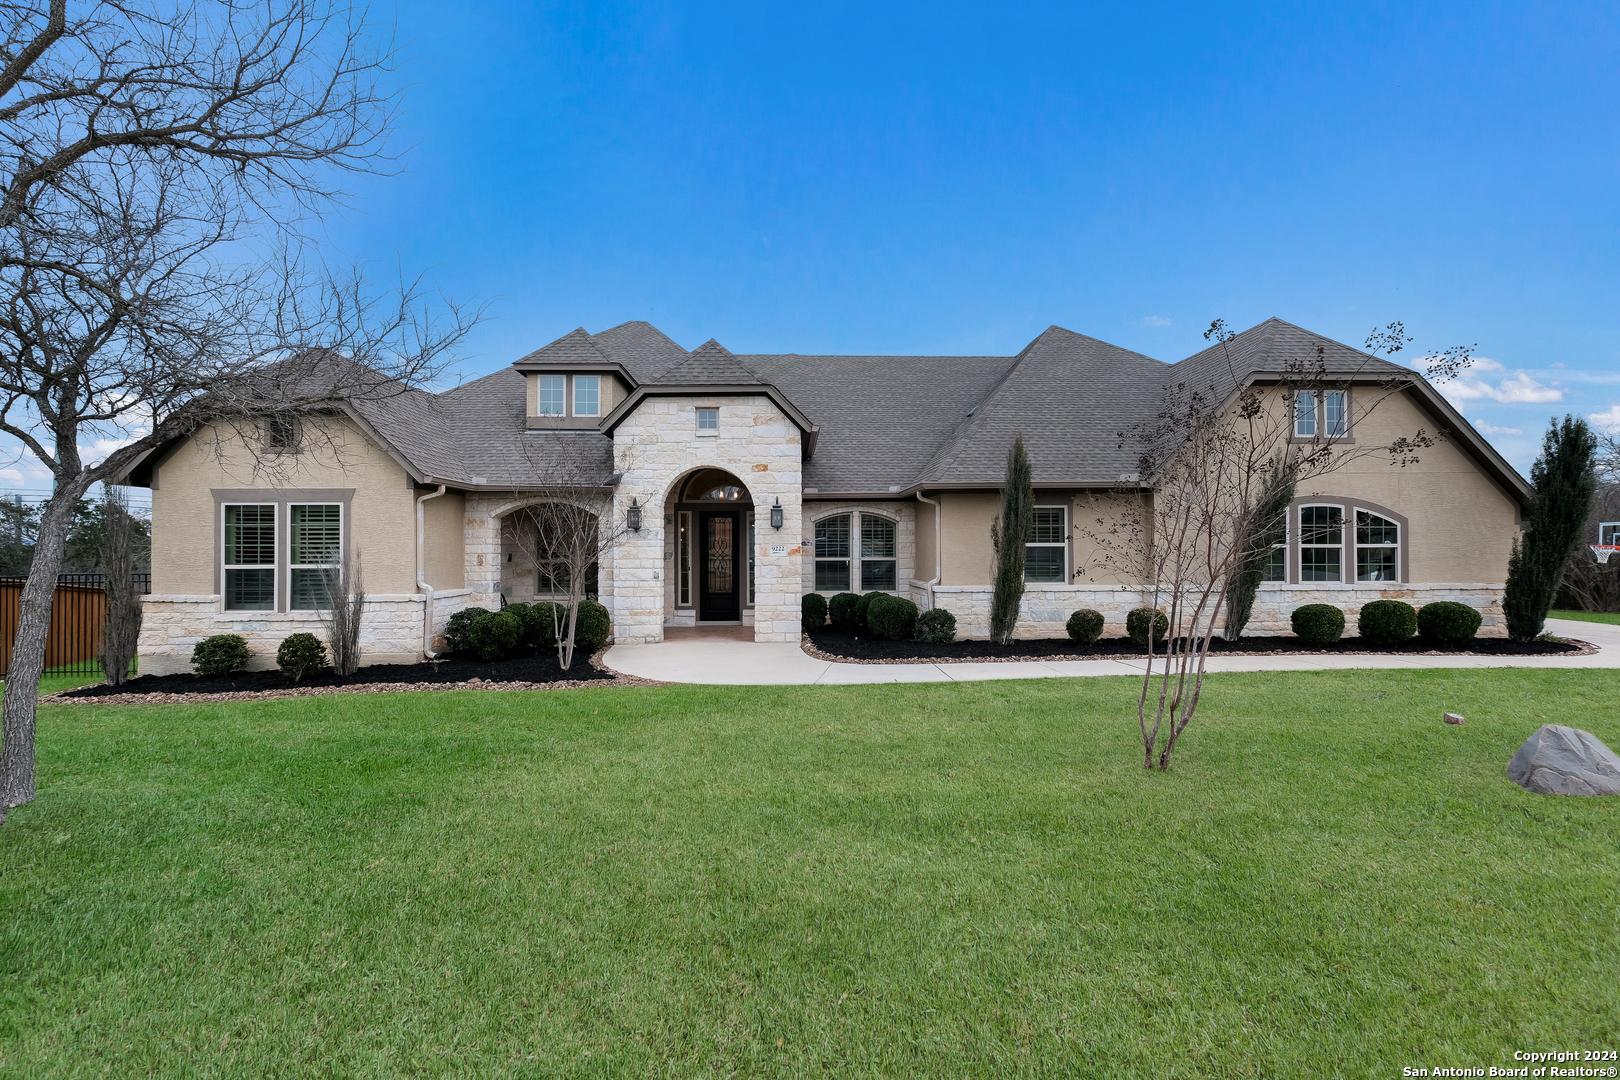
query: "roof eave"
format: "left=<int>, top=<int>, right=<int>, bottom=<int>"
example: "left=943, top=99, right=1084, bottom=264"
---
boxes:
left=598, top=383, right=818, bottom=458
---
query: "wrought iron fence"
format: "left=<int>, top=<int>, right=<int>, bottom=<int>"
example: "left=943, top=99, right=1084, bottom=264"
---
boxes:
left=0, top=572, right=152, bottom=677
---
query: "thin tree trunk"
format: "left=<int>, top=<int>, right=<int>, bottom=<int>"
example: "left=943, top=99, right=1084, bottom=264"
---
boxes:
left=1, top=485, right=85, bottom=812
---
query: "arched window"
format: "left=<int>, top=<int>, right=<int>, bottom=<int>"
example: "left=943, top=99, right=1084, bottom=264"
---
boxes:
left=1355, top=511, right=1399, bottom=581
left=814, top=513, right=898, bottom=591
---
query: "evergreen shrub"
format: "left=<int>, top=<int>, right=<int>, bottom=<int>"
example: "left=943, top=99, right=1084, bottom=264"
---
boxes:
left=1066, top=609, right=1105, bottom=645
left=192, top=634, right=250, bottom=677
left=572, top=600, right=612, bottom=654
left=914, top=607, right=956, bottom=644
left=1291, top=604, right=1345, bottom=645
left=828, top=592, right=861, bottom=632
left=866, top=594, right=919, bottom=640
left=1126, top=607, right=1169, bottom=647
left=468, top=610, right=522, bottom=660
left=801, top=592, right=828, bottom=630
left=1417, top=601, right=1483, bottom=645
left=1357, top=600, right=1417, bottom=645
left=445, top=607, right=493, bottom=654
left=854, top=591, right=887, bottom=632
left=275, top=632, right=328, bottom=682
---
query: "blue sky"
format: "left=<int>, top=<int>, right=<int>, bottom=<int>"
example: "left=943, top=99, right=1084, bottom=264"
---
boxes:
left=10, top=0, right=1620, bottom=498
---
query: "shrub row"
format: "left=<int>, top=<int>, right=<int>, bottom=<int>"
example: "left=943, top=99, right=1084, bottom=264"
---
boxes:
left=807, top=591, right=956, bottom=643
left=1290, top=599, right=1482, bottom=646
left=186, top=600, right=616, bottom=677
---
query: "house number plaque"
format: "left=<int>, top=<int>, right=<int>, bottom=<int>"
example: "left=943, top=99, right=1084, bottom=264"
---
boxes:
left=769, top=544, right=787, bottom=556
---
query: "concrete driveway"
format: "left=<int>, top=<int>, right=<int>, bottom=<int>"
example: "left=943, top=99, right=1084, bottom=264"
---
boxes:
left=602, top=617, right=1620, bottom=686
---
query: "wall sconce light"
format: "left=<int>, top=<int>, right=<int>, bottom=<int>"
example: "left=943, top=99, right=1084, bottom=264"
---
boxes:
left=770, top=496, right=783, bottom=530
left=627, top=498, right=642, bottom=532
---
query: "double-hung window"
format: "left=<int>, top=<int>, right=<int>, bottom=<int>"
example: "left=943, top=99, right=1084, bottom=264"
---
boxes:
left=538, top=375, right=565, bottom=416
left=1026, top=506, right=1067, bottom=582
left=1295, top=389, right=1348, bottom=438
left=1323, top=390, right=1347, bottom=436
left=289, top=504, right=343, bottom=609
left=223, top=504, right=276, bottom=610
left=1355, top=510, right=1399, bottom=581
left=1299, top=505, right=1344, bottom=582
left=814, top=514, right=852, bottom=591
left=573, top=375, right=600, bottom=417
left=859, top=514, right=897, bottom=589
left=1294, top=391, right=1318, bottom=437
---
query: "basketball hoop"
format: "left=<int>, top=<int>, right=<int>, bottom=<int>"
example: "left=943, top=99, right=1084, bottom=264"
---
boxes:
left=1593, top=545, right=1620, bottom=565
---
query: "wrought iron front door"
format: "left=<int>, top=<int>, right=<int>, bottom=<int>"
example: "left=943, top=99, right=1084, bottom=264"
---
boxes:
left=699, top=512, right=739, bottom=621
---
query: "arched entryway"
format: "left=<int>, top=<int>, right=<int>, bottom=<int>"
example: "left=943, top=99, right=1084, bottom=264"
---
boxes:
left=666, top=468, right=755, bottom=624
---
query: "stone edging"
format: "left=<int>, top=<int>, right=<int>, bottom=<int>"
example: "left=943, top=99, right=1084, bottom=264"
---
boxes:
left=39, top=651, right=667, bottom=706
left=799, top=634, right=1601, bottom=666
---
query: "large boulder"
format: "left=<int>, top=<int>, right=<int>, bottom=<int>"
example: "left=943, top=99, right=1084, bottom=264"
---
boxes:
left=1507, top=725, right=1620, bottom=796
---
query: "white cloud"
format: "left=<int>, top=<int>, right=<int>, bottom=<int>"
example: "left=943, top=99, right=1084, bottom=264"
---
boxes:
left=1141, top=315, right=1172, bottom=327
left=1590, top=404, right=1620, bottom=432
left=1439, top=369, right=1562, bottom=405
left=1470, top=356, right=1507, bottom=372
left=1472, top=419, right=1523, bottom=436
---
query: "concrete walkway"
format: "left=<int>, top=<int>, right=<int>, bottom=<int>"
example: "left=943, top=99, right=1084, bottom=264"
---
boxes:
left=602, top=618, right=1620, bottom=685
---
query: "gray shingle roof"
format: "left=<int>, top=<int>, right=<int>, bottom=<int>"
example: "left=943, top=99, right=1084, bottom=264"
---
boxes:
left=513, top=326, right=617, bottom=369
left=295, top=316, right=1518, bottom=500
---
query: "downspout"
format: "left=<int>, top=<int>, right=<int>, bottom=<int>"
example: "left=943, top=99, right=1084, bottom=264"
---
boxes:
left=916, top=491, right=942, bottom=609
left=416, top=485, right=447, bottom=658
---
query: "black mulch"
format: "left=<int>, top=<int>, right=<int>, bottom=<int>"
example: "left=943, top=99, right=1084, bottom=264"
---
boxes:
left=59, top=649, right=617, bottom=699
left=807, top=630, right=1588, bottom=663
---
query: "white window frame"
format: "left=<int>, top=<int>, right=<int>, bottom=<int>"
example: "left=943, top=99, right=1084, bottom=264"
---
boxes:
left=1025, top=505, right=1068, bottom=583
left=1323, top=390, right=1348, bottom=437
left=677, top=510, right=693, bottom=607
left=572, top=375, right=601, bottom=417
left=537, top=375, right=565, bottom=416
left=858, top=513, right=898, bottom=591
left=747, top=511, right=757, bottom=605
left=222, top=503, right=277, bottom=611
left=1298, top=503, right=1344, bottom=583
left=1353, top=507, right=1400, bottom=582
left=1600, top=522, right=1620, bottom=547
left=288, top=502, right=344, bottom=610
left=1294, top=391, right=1318, bottom=438
left=813, top=513, right=852, bottom=592
left=696, top=406, right=719, bottom=435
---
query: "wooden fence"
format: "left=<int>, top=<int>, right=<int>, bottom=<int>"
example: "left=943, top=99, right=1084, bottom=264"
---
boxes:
left=0, top=573, right=151, bottom=677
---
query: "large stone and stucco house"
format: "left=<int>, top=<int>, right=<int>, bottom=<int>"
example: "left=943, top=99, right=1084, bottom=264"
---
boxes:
left=128, top=317, right=1530, bottom=674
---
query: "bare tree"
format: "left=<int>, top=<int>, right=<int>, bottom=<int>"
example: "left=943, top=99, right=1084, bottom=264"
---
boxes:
left=503, top=433, right=629, bottom=670
left=321, top=546, right=363, bottom=675
left=0, top=1, right=478, bottom=817
left=1084, top=320, right=1472, bottom=770
left=95, top=484, right=139, bottom=685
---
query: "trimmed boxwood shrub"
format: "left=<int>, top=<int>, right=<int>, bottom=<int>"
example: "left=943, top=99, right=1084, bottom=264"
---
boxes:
left=1066, top=609, right=1105, bottom=645
left=1291, top=603, right=1346, bottom=645
left=445, top=607, right=493, bottom=654
left=914, top=607, right=956, bottom=644
left=1126, top=607, right=1169, bottom=647
left=518, top=601, right=566, bottom=648
left=572, top=600, right=612, bottom=654
left=1358, top=599, right=1417, bottom=645
left=468, top=609, right=523, bottom=660
left=867, top=594, right=920, bottom=641
left=828, top=592, right=861, bottom=633
left=802, top=592, right=828, bottom=630
left=1418, top=601, right=1483, bottom=645
left=192, top=634, right=250, bottom=677
left=854, top=591, right=887, bottom=632
left=275, top=632, right=328, bottom=682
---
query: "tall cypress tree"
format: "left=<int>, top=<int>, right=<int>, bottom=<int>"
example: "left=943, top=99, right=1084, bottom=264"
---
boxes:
left=989, top=435, right=1034, bottom=644
left=1224, top=461, right=1295, bottom=641
left=1504, top=415, right=1598, bottom=641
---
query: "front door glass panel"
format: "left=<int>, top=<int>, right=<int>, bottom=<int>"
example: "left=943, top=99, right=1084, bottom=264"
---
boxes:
left=700, top=513, right=738, bottom=620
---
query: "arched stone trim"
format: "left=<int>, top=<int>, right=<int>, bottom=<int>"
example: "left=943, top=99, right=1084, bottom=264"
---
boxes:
left=802, top=502, right=914, bottom=596
left=1287, top=495, right=1409, bottom=585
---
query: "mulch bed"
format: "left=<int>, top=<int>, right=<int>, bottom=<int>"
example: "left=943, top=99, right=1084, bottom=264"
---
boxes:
left=48, top=649, right=651, bottom=705
left=804, top=630, right=1596, bottom=665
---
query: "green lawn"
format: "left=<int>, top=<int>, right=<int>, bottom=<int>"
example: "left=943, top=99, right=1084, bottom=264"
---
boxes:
left=2, top=672, right=1616, bottom=1077
left=1550, top=608, right=1620, bottom=625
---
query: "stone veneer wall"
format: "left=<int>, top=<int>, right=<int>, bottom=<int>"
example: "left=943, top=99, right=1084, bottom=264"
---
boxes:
left=612, top=395, right=804, bottom=643
left=907, top=581, right=1508, bottom=640
left=138, top=588, right=473, bottom=675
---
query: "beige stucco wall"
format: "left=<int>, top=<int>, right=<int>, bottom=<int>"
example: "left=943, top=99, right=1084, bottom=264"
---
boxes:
left=149, top=416, right=424, bottom=596
left=423, top=490, right=465, bottom=591
left=525, top=371, right=627, bottom=422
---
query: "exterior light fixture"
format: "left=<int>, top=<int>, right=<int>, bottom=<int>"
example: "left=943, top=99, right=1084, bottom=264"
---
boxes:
left=770, top=496, right=783, bottom=530
left=627, top=498, right=642, bottom=532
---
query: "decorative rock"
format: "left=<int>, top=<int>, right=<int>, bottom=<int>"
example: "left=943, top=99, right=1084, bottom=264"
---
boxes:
left=1443, top=712, right=1465, bottom=725
left=1507, top=725, right=1620, bottom=796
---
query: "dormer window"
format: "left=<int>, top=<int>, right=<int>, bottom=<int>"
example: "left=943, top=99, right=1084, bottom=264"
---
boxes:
left=574, top=375, right=600, bottom=417
left=538, top=375, right=565, bottom=416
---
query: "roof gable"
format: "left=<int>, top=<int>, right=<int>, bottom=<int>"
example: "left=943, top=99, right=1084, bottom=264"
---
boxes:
left=651, top=339, right=767, bottom=385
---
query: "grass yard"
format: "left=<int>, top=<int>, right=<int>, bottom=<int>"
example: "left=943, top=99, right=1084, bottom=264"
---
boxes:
left=1550, top=609, right=1620, bottom=626
left=1, top=671, right=1616, bottom=1077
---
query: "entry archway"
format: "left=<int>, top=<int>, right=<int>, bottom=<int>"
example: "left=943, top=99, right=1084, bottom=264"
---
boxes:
left=666, top=468, right=756, bottom=623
